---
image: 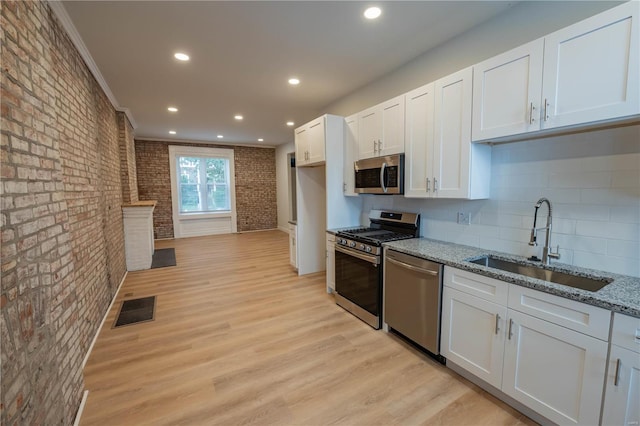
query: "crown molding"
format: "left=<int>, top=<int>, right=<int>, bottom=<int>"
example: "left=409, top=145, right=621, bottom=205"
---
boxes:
left=134, top=137, right=276, bottom=149
left=48, top=0, right=138, bottom=129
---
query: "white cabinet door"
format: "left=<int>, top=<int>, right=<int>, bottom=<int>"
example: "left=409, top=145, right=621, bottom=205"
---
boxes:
left=433, top=67, right=474, bottom=199
left=326, top=233, right=335, bottom=293
left=472, top=39, right=544, bottom=141
left=404, top=83, right=435, bottom=198
left=289, top=224, right=297, bottom=269
left=541, top=1, right=639, bottom=130
left=380, top=95, right=405, bottom=156
left=307, top=116, right=325, bottom=165
left=358, top=106, right=380, bottom=159
left=295, top=127, right=309, bottom=166
left=502, top=309, right=608, bottom=426
left=442, top=286, right=507, bottom=389
left=602, top=344, right=640, bottom=426
left=343, top=114, right=359, bottom=196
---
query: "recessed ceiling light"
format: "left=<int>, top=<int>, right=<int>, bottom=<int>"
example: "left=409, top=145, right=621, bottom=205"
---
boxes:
left=169, top=130, right=177, bottom=135
left=286, top=121, right=295, bottom=126
left=258, top=138, right=264, bottom=142
left=288, top=78, right=300, bottom=85
left=364, top=6, right=382, bottom=19
left=234, top=115, right=243, bottom=120
left=217, top=134, right=224, bottom=139
left=174, top=52, right=190, bottom=61
left=167, top=107, right=178, bottom=112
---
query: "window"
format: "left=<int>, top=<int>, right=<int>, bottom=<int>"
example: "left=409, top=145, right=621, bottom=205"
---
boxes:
left=177, top=156, right=231, bottom=213
left=169, top=145, right=237, bottom=237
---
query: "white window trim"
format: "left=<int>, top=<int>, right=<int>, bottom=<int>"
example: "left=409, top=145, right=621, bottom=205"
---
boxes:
left=169, top=145, right=238, bottom=237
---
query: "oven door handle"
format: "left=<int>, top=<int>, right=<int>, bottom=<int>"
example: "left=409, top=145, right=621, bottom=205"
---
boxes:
left=335, top=245, right=380, bottom=265
left=380, top=162, right=387, bottom=193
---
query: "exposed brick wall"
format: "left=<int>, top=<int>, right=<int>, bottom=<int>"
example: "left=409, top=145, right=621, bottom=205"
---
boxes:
left=117, top=112, right=138, bottom=204
left=135, top=140, right=277, bottom=238
left=1, top=1, right=127, bottom=424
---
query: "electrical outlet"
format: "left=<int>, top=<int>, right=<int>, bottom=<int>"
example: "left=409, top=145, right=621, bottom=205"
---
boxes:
left=457, top=212, right=470, bottom=225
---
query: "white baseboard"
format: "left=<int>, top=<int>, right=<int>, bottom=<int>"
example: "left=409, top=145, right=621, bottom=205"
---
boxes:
left=82, top=271, right=127, bottom=369
left=73, top=390, right=89, bottom=426
left=237, top=227, right=280, bottom=234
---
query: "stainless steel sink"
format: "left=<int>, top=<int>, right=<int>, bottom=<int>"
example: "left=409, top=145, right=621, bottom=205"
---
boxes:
left=468, top=256, right=612, bottom=292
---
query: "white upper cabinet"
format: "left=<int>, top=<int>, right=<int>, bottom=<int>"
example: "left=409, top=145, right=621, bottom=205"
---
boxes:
left=433, top=67, right=491, bottom=199
left=295, top=126, right=308, bottom=165
left=541, top=1, right=639, bottom=130
left=357, top=95, right=405, bottom=159
left=343, top=114, right=359, bottom=196
left=295, top=116, right=326, bottom=167
left=307, top=116, right=326, bottom=165
left=404, top=83, right=435, bottom=197
left=472, top=39, right=544, bottom=141
left=380, top=96, right=405, bottom=156
left=472, top=2, right=639, bottom=142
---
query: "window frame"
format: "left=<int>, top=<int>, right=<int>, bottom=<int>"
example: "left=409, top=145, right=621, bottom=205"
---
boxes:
left=169, top=145, right=237, bottom=235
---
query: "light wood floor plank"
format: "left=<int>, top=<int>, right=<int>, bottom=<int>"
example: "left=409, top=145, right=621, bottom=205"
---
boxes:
left=80, top=231, right=536, bottom=425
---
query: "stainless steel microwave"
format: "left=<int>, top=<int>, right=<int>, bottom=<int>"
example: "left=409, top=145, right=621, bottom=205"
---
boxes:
left=354, top=154, right=404, bottom=194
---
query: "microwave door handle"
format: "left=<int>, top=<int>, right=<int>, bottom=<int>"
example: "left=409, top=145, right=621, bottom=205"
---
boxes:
left=380, top=162, right=387, bottom=193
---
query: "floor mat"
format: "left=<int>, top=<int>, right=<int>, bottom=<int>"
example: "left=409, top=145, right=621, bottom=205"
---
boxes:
left=113, top=296, right=156, bottom=328
left=151, top=248, right=176, bottom=269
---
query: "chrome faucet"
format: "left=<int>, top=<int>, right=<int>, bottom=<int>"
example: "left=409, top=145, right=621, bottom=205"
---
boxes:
left=529, top=198, right=561, bottom=265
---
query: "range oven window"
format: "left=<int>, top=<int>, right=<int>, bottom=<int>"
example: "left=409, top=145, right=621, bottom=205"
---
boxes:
left=335, top=249, right=381, bottom=316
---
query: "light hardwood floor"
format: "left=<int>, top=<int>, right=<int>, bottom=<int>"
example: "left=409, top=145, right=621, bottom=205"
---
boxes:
left=81, top=230, right=535, bottom=426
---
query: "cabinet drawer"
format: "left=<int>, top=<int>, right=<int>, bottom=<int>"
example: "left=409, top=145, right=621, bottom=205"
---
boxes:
left=612, top=313, right=640, bottom=353
left=444, top=267, right=509, bottom=305
left=508, top=285, right=610, bottom=340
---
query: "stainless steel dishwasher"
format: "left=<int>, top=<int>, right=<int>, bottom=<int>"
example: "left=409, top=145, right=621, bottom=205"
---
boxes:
left=384, top=249, right=443, bottom=357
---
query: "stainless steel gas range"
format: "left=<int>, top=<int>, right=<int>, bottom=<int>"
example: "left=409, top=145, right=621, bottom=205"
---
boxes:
left=334, top=210, right=420, bottom=329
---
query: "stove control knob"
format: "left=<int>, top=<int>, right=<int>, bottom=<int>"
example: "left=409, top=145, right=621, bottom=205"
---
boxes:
left=339, top=238, right=346, bottom=245
left=358, top=243, right=365, bottom=250
left=349, top=241, right=356, bottom=248
left=365, top=246, right=372, bottom=253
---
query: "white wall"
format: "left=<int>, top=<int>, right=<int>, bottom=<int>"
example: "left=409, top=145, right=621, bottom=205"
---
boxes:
left=323, top=1, right=621, bottom=117
left=276, top=141, right=295, bottom=232
left=360, top=125, right=640, bottom=277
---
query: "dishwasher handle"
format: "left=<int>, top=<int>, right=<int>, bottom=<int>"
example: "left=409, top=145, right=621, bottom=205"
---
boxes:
left=386, top=256, right=438, bottom=276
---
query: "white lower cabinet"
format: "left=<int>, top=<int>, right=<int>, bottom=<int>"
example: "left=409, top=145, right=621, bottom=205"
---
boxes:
left=442, top=286, right=507, bottom=389
left=289, top=223, right=297, bottom=269
left=442, top=266, right=612, bottom=425
left=502, top=309, right=608, bottom=425
left=326, top=233, right=335, bottom=293
left=601, top=313, right=640, bottom=426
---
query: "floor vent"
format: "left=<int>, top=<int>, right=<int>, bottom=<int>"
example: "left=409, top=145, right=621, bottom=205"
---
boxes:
left=113, top=296, right=156, bottom=328
left=151, top=248, right=176, bottom=269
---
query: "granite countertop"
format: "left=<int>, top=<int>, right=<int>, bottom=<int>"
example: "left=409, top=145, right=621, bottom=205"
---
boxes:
left=384, top=238, right=640, bottom=318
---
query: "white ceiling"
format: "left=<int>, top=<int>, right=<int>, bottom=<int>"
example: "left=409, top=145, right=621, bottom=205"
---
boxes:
left=61, top=1, right=517, bottom=146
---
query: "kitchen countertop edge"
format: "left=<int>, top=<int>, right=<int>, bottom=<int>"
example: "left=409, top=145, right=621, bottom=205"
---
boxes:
left=384, top=238, right=640, bottom=319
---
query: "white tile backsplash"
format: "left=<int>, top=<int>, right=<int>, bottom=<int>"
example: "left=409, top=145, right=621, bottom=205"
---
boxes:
left=361, top=124, right=640, bottom=277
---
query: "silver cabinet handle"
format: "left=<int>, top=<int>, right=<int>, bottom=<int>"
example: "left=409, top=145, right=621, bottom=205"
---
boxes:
left=378, top=139, right=382, bottom=152
left=386, top=256, right=439, bottom=275
left=544, top=98, right=549, bottom=121
left=343, top=182, right=346, bottom=192
left=373, top=140, right=376, bottom=154
left=495, top=314, right=500, bottom=335
left=380, top=162, right=387, bottom=193
left=529, top=102, right=535, bottom=124
left=426, top=178, right=430, bottom=192
left=433, top=178, right=438, bottom=191
left=508, top=318, right=514, bottom=340
left=614, top=358, right=621, bottom=386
